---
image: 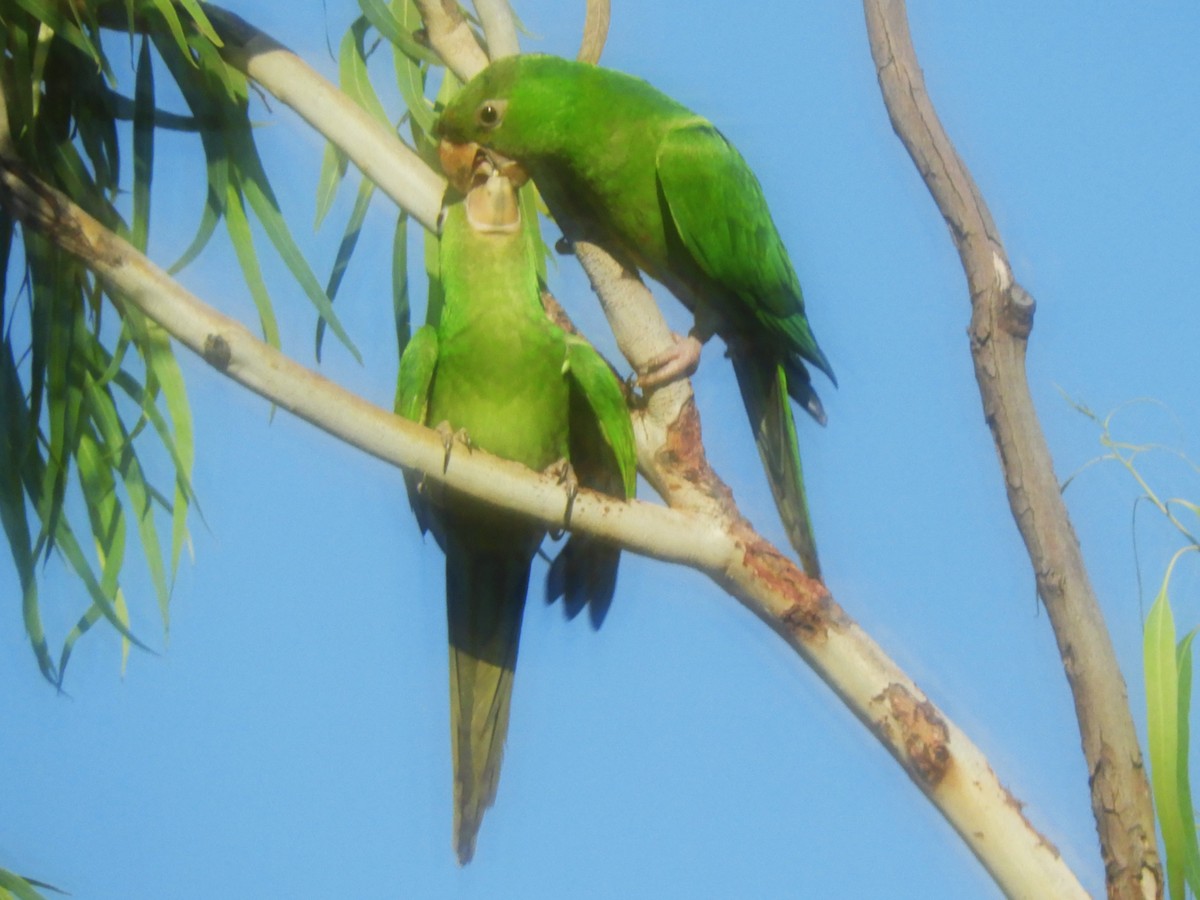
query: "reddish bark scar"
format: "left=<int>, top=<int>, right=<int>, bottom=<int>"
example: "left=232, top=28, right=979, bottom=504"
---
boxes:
left=878, top=684, right=952, bottom=786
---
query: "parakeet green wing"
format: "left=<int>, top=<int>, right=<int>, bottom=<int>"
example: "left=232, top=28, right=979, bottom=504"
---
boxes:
left=547, top=336, right=638, bottom=625
left=656, top=121, right=833, bottom=385
left=656, top=122, right=826, bottom=575
left=395, top=324, right=440, bottom=534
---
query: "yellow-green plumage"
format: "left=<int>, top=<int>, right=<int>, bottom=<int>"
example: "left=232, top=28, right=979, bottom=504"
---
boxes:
left=395, top=175, right=636, bottom=863
left=436, top=55, right=834, bottom=577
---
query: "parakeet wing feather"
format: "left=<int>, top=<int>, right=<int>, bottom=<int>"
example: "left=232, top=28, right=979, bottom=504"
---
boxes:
left=656, top=122, right=833, bottom=380
left=729, top=354, right=821, bottom=578
left=563, top=336, right=637, bottom=499
left=395, top=324, right=440, bottom=533
left=546, top=337, right=638, bottom=626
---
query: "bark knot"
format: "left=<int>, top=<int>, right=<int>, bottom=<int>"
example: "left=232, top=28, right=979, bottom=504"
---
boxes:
left=203, top=333, right=233, bottom=370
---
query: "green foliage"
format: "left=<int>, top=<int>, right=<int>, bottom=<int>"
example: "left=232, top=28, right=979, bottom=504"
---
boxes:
left=314, top=0, right=447, bottom=361
left=1074, top=401, right=1200, bottom=898
left=0, top=1, right=350, bottom=684
left=1145, top=553, right=1200, bottom=900
left=0, top=864, right=64, bottom=898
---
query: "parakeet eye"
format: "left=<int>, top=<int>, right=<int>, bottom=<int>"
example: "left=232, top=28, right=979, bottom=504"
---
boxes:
left=474, top=99, right=507, bottom=130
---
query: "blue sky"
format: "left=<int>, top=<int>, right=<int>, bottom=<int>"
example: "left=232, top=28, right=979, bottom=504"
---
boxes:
left=4, top=2, right=1200, bottom=897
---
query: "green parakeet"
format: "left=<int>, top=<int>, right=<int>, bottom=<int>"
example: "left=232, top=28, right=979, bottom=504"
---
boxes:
left=436, top=55, right=834, bottom=578
left=395, top=167, right=637, bottom=863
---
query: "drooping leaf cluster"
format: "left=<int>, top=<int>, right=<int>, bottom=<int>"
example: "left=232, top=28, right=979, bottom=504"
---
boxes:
left=315, top=0, right=454, bottom=360
left=0, top=0, right=357, bottom=683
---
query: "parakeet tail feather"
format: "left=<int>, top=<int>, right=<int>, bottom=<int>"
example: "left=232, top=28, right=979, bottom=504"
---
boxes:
left=445, top=534, right=532, bottom=864
left=730, top=354, right=822, bottom=578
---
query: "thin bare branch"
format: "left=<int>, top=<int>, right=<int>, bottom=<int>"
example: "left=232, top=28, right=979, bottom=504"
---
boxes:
left=863, top=2, right=1161, bottom=897
left=474, top=0, right=520, bottom=59
left=577, top=0, right=610, bottom=64
left=412, top=0, right=489, bottom=82
left=0, top=124, right=1088, bottom=900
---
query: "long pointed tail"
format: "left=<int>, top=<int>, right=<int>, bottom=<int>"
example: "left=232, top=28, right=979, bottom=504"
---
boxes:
left=730, top=354, right=822, bottom=578
left=444, top=535, right=532, bottom=863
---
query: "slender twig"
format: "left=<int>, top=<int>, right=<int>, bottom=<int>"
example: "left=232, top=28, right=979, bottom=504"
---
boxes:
left=474, top=0, right=520, bottom=59
left=577, top=0, right=610, bottom=64
left=411, top=0, right=488, bottom=81
left=863, top=2, right=1162, bottom=897
left=0, top=93, right=1087, bottom=896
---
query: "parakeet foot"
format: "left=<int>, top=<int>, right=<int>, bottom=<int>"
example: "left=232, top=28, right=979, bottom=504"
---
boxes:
left=637, top=333, right=704, bottom=390
left=434, top=421, right=472, bottom=473
left=543, top=459, right=579, bottom=538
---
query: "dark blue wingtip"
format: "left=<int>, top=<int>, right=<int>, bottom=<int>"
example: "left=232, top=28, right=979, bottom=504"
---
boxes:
left=783, top=357, right=829, bottom=425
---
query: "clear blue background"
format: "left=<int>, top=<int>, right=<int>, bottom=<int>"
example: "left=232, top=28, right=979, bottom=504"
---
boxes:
left=4, top=2, right=1200, bottom=897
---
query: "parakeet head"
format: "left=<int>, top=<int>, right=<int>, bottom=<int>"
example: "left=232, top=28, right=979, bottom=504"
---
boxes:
left=436, top=55, right=577, bottom=195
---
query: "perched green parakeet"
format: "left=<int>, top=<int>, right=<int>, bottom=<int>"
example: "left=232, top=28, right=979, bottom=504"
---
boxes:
left=395, top=166, right=637, bottom=863
left=436, top=55, right=834, bottom=577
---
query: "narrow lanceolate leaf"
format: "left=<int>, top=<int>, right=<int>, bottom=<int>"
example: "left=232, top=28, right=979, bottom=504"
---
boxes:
left=131, top=34, right=155, bottom=253
left=393, top=212, right=410, bottom=357
left=171, top=0, right=222, bottom=47
left=317, top=177, right=376, bottom=360
left=85, top=372, right=171, bottom=629
left=314, top=142, right=350, bottom=231
left=0, top=342, right=54, bottom=683
left=0, top=866, right=53, bottom=900
left=231, top=131, right=362, bottom=361
left=223, top=177, right=281, bottom=350
left=146, top=0, right=222, bottom=61
left=109, top=367, right=198, bottom=520
left=390, top=0, right=437, bottom=137
left=63, top=422, right=130, bottom=677
left=35, top=254, right=85, bottom=560
left=0, top=222, right=54, bottom=681
left=118, top=305, right=195, bottom=592
left=1145, top=549, right=1193, bottom=900
left=361, top=0, right=441, bottom=65
left=1174, top=627, right=1200, bottom=896
left=340, top=18, right=393, bottom=127
left=146, top=0, right=196, bottom=65
left=152, top=31, right=228, bottom=275
left=13, top=0, right=109, bottom=76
